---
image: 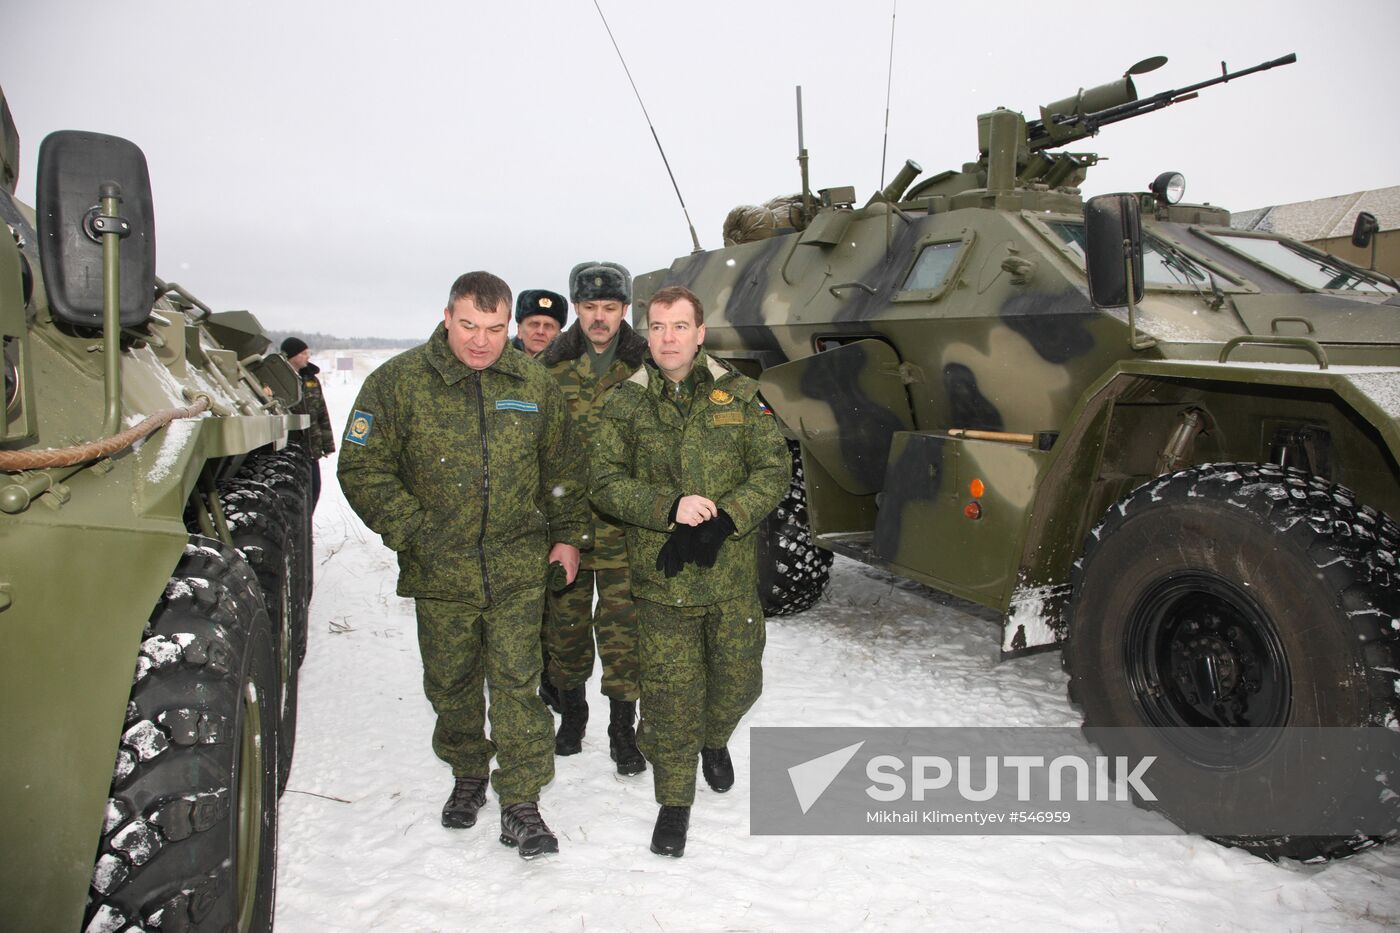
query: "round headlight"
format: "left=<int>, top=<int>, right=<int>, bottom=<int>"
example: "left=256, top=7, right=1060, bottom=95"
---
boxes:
left=1150, top=171, right=1186, bottom=205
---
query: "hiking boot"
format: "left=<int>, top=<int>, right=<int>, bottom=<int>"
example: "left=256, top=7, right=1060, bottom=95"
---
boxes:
left=701, top=746, right=734, bottom=793
left=499, top=802, right=559, bottom=859
left=539, top=674, right=563, bottom=716
left=441, top=775, right=489, bottom=829
left=554, top=686, right=588, bottom=756
left=607, top=698, right=647, bottom=776
left=650, top=805, right=691, bottom=858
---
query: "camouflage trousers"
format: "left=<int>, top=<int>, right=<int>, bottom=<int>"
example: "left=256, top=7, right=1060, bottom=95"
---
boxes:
left=544, top=566, right=640, bottom=701
left=635, top=594, right=766, bottom=805
left=414, top=590, right=555, bottom=806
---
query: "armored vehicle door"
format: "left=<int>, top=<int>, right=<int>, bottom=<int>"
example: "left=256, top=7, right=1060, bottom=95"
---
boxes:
left=758, top=338, right=914, bottom=495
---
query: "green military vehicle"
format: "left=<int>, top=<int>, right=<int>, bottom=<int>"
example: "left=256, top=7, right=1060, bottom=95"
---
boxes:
left=636, top=54, right=1400, bottom=862
left=0, top=87, right=314, bottom=930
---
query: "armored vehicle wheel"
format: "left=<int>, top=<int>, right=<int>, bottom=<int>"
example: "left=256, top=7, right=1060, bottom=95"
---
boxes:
left=1067, top=462, right=1400, bottom=862
left=217, top=483, right=301, bottom=794
left=235, top=451, right=316, bottom=666
left=85, top=537, right=278, bottom=933
left=757, top=441, right=833, bottom=616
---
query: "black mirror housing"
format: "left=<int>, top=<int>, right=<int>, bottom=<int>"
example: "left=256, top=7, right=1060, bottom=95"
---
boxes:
left=1352, top=211, right=1379, bottom=249
left=1084, top=193, right=1144, bottom=308
left=36, top=130, right=155, bottom=328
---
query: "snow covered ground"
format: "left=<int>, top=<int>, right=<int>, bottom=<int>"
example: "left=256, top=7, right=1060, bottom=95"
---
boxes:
left=275, top=352, right=1400, bottom=932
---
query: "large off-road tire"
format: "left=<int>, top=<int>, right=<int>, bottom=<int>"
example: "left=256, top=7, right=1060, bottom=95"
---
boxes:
left=235, top=450, right=315, bottom=666
left=1067, top=462, right=1400, bottom=862
left=85, top=537, right=278, bottom=933
left=217, top=482, right=300, bottom=793
left=757, top=441, right=833, bottom=616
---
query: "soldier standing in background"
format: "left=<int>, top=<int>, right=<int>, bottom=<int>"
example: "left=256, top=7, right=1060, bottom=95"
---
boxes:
left=337, top=271, right=589, bottom=859
left=538, top=262, right=649, bottom=774
left=281, top=336, right=335, bottom=505
left=511, top=288, right=567, bottom=357
left=591, top=284, right=789, bottom=857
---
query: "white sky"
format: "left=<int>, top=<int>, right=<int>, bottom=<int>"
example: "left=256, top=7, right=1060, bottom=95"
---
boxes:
left=6, top=0, right=1398, bottom=339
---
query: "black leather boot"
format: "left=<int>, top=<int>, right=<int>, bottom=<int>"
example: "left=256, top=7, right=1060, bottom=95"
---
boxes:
left=441, top=775, right=489, bottom=828
left=554, top=686, right=588, bottom=755
left=499, top=802, right=559, bottom=859
left=607, top=698, right=647, bottom=775
left=650, top=804, right=691, bottom=857
left=701, top=746, right=734, bottom=793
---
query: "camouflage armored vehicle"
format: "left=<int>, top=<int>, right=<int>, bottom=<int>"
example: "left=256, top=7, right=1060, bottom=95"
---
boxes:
left=0, top=87, right=314, bottom=931
left=635, top=54, right=1400, bottom=861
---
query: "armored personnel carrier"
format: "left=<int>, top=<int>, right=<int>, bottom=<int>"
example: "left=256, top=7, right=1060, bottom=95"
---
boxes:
left=0, top=88, right=314, bottom=930
left=636, top=54, right=1400, bottom=861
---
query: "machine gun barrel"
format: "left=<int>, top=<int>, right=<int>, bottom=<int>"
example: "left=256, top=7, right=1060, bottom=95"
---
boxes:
left=1027, top=53, right=1296, bottom=152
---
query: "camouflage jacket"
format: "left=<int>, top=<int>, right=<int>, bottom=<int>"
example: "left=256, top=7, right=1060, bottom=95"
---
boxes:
left=591, top=349, right=790, bottom=606
left=337, top=325, right=589, bottom=607
left=541, top=320, right=650, bottom=569
left=292, top=361, right=335, bottom=458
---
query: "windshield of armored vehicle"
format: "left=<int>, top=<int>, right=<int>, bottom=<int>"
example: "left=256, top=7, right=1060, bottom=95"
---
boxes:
left=1205, top=232, right=1396, bottom=295
left=1047, top=221, right=1209, bottom=288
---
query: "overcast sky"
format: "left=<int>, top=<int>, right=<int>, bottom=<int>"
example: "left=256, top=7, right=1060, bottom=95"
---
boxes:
left=6, top=0, right=1398, bottom=339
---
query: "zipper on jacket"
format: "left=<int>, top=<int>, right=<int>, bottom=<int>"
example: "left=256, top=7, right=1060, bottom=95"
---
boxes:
left=472, top=371, right=493, bottom=605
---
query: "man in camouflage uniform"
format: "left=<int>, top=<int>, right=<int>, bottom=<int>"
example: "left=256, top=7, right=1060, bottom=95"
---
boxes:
left=511, top=288, right=566, bottom=357
left=337, top=271, right=588, bottom=859
left=591, top=284, right=789, bottom=857
left=282, top=336, right=335, bottom=506
left=538, top=261, right=649, bottom=772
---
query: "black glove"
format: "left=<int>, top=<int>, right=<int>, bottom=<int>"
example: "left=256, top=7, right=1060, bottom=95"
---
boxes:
left=689, top=510, right=736, bottom=569
left=545, top=560, right=570, bottom=593
left=656, top=523, right=700, bottom=578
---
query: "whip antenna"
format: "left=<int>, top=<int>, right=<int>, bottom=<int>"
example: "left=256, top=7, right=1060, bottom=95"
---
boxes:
left=878, top=0, right=898, bottom=190
left=593, top=0, right=703, bottom=253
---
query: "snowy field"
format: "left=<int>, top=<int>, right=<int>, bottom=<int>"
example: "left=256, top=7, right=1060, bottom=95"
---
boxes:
left=275, top=351, right=1400, bottom=932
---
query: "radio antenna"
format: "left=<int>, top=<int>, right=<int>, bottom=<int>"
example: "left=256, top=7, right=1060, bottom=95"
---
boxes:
left=593, top=0, right=703, bottom=254
left=878, top=0, right=898, bottom=190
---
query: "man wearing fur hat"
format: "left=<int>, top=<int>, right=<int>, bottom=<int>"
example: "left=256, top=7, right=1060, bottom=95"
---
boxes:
left=282, top=336, right=335, bottom=505
left=537, top=261, right=650, bottom=774
left=512, top=289, right=567, bottom=357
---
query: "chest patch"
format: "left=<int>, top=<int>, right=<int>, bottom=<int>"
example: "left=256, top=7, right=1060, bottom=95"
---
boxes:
left=346, top=410, right=374, bottom=446
left=304, top=379, right=317, bottom=389
left=712, top=411, right=744, bottom=426
left=709, top=388, right=734, bottom=405
left=495, top=399, right=539, bottom=413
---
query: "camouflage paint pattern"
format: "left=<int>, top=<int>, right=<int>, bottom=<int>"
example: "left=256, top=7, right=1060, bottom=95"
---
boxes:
left=636, top=594, right=765, bottom=806
left=416, top=592, right=556, bottom=806
left=545, top=566, right=640, bottom=700
left=590, top=350, right=791, bottom=607
left=631, top=92, right=1400, bottom=653
left=336, top=325, right=589, bottom=607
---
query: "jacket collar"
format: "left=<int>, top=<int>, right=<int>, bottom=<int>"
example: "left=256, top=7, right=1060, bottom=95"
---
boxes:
left=626, top=348, right=734, bottom=393
left=426, top=323, right=528, bottom=385
left=540, top=319, right=649, bottom=369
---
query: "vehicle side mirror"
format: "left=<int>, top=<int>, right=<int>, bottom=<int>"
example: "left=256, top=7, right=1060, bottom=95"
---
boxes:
left=1351, top=211, right=1378, bottom=249
left=35, top=130, right=155, bottom=328
left=1084, top=193, right=1144, bottom=308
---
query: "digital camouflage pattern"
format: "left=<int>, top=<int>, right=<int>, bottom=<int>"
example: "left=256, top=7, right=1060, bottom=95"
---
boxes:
left=545, top=566, right=638, bottom=698
left=590, top=349, right=791, bottom=606
left=292, top=361, right=336, bottom=457
left=539, top=320, right=650, bottom=700
left=540, top=320, right=651, bottom=569
left=416, top=593, right=555, bottom=805
left=336, top=325, right=589, bottom=606
left=635, top=594, right=765, bottom=805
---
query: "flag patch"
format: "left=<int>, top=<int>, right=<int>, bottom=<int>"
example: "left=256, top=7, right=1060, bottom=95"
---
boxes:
left=496, top=399, right=539, bottom=413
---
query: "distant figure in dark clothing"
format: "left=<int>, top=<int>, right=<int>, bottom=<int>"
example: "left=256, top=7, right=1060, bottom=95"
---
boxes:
left=282, top=336, right=335, bottom=505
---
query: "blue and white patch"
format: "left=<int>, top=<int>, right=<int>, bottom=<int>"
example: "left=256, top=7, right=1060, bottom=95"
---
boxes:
left=495, top=399, right=539, bottom=413
left=345, top=409, right=374, bottom=446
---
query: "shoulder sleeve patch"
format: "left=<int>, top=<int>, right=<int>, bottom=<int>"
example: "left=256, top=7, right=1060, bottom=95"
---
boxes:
left=346, top=410, right=375, bottom=446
